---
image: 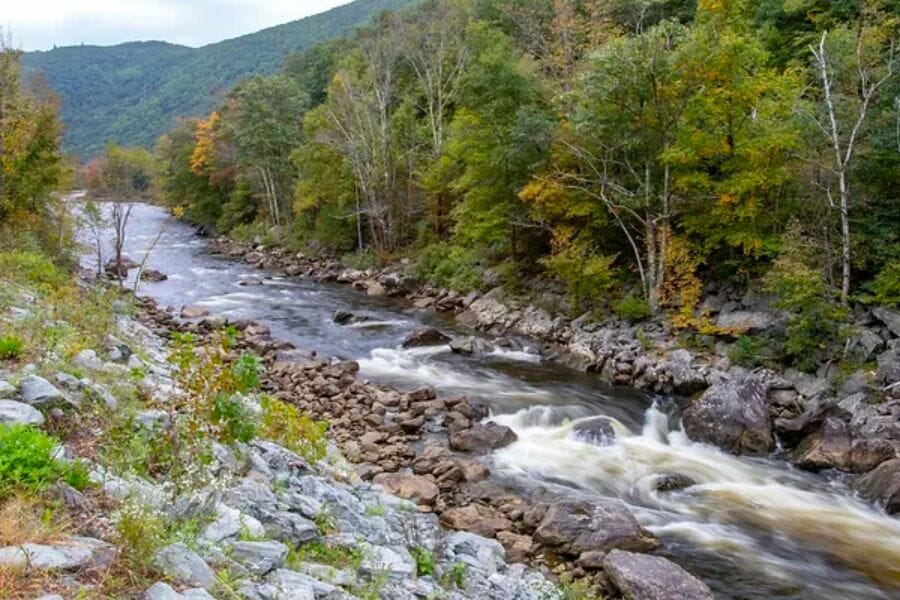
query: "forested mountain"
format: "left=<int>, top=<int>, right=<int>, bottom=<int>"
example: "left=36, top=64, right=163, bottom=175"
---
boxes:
left=22, top=0, right=418, bottom=158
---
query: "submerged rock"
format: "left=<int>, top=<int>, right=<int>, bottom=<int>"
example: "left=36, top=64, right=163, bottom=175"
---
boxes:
left=853, top=458, right=900, bottom=514
left=682, top=376, right=774, bottom=455
left=402, top=327, right=451, bottom=348
left=140, top=269, right=168, bottom=282
left=449, top=336, right=495, bottom=355
left=571, top=416, right=617, bottom=446
left=603, top=549, right=715, bottom=600
left=332, top=310, right=369, bottom=325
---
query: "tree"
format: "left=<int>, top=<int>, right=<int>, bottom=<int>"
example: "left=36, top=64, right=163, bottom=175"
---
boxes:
left=807, top=24, right=896, bottom=301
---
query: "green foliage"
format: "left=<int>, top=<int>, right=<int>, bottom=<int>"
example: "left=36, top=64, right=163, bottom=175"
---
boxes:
left=210, top=393, right=258, bottom=444
left=871, top=260, right=900, bottom=307
left=558, top=578, right=595, bottom=600
left=764, top=226, right=850, bottom=372
left=0, top=251, right=70, bottom=292
left=411, top=546, right=435, bottom=576
left=0, top=335, right=24, bottom=360
left=0, top=424, right=83, bottom=498
left=112, top=500, right=168, bottom=566
left=542, top=245, right=616, bottom=309
left=613, top=296, right=653, bottom=323
left=260, top=397, right=328, bottom=464
left=287, top=540, right=362, bottom=570
left=440, top=561, right=468, bottom=589
left=416, top=242, right=485, bottom=292
left=728, top=335, right=775, bottom=369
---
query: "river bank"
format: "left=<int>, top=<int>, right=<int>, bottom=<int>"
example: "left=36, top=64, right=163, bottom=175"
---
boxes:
left=204, top=235, right=900, bottom=504
left=75, top=203, right=900, bottom=599
left=2, top=264, right=612, bottom=599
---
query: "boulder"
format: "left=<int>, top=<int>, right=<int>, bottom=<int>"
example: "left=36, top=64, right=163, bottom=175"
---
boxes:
left=230, top=541, right=288, bottom=576
left=715, top=310, right=774, bottom=333
left=853, top=458, right=900, bottom=514
left=180, top=305, right=210, bottom=319
left=140, top=269, right=168, bottom=283
left=401, top=328, right=451, bottom=348
left=263, top=569, right=318, bottom=600
left=449, top=336, right=495, bottom=355
left=873, top=307, right=900, bottom=338
left=0, top=400, right=45, bottom=425
left=449, top=422, right=518, bottom=454
left=790, top=417, right=852, bottom=471
left=104, top=256, right=138, bottom=277
left=366, top=281, right=387, bottom=297
left=653, top=474, right=696, bottom=493
left=19, top=375, right=65, bottom=407
left=571, top=416, right=617, bottom=446
left=372, top=473, right=439, bottom=506
left=533, top=499, right=658, bottom=556
left=603, top=549, right=714, bottom=600
left=444, top=531, right=506, bottom=576
left=332, top=310, right=369, bottom=325
left=359, top=544, right=415, bottom=580
left=0, top=537, right=114, bottom=571
left=153, top=543, right=216, bottom=589
left=440, top=504, right=512, bottom=538
left=682, top=376, right=774, bottom=455
left=0, top=380, right=16, bottom=399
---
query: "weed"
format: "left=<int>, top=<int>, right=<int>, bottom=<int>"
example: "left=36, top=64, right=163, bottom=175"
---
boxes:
left=440, top=561, right=468, bottom=589
left=354, top=568, right=389, bottom=600
left=260, top=396, right=328, bottom=463
left=112, top=500, right=168, bottom=566
left=365, top=503, right=386, bottom=518
left=411, top=546, right=435, bottom=576
left=313, top=505, right=338, bottom=535
left=0, top=425, right=86, bottom=499
left=0, top=335, right=23, bottom=360
left=287, top=540, right=362, bottom=570
left=558, top=578, right=596, bottom=600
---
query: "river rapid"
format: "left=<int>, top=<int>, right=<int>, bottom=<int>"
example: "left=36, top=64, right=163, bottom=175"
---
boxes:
left=84, top=203, right=900, bottom=600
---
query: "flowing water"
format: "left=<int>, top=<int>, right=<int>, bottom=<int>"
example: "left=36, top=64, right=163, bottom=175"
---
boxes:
left=83, top=203, right=900, bottom=600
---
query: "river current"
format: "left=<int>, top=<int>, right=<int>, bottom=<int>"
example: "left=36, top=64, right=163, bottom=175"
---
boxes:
left=83, top=203, right=900, bottom=600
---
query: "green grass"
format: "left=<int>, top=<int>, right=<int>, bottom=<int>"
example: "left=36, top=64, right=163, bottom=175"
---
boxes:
left=0, top=424, right=89, bottom=499
left=0, top=335, right=24, bottom=360
left=287, top=540, right=362, bottom=570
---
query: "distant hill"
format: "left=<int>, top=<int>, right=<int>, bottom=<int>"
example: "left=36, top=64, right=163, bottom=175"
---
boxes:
left=23, top=0, right=417, bottom=159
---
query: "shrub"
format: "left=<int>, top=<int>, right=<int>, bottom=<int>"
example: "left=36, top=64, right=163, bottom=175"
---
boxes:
left=764, top=226, right=849, bottom=372
left=210, top=393, right=258, bottom=444
left=260, top=397, right=328, bottom=463
left=416, top=242, right=484, bottom=293
left=0, top=335, right=23, bottom=360
left=542, top=244, right=615, bottom=309
left=728, top=335, right=774, bottom=369
left=871, top=259, right=900, bottom=307
left=0, top=425, right=79, bottom=498
left=613, top=295, right=652, bottom=322
left=112, top=501, right=168, bottom=565
left=411, top=546, right=435, bottom=576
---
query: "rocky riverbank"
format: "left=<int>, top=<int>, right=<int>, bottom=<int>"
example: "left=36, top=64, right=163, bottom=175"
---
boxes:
left=0, top=268, right=717, bottom=599
left=204, top=237, right=900, bottom=514
left=141, top=294, right=717, bottom=599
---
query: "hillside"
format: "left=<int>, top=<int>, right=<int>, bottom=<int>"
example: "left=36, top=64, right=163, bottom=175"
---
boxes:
left=22, top=0, right=417, bottom=158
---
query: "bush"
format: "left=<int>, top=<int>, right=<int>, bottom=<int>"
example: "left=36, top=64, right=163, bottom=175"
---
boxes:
left=764, top=227, right=849, bottom=372
left=613, top=295, right=652, bottom=322
left=416, top=242, right=484, bottom=293
left=260, top=397, right=328, bottom=463
left=0, top=251, right=70, bottom=292
left=112, top=501, right=168, bottom=565
left=411, top=546, right=435, bottom=576
left=728, top=335, right=774, bottom=369
left=0, top=425, right=81, bottom=498
left=872, top=260, right=900, bottom=307
left=542, top=244, right=615, bottom=309
left=0, top=335, right=23, bottom=360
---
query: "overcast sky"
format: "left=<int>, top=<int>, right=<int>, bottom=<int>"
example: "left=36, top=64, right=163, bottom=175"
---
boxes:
left=4, top=0, right=353, bottom=51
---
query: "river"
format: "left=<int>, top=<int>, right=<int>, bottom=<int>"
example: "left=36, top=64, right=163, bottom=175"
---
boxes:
left=83, top=203, right=900, bottom=600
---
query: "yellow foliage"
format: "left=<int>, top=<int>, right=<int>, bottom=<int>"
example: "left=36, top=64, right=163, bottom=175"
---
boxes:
left=190, top=112, right=220, bottom=176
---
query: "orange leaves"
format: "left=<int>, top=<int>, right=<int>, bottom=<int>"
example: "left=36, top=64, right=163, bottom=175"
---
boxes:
left=190, top=111, right=220, bottom=177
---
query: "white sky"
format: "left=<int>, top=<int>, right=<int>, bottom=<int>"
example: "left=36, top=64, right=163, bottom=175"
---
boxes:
left=3, top=0, right=353, bottom=51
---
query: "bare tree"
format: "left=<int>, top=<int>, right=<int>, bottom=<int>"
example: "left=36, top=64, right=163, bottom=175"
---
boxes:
left=81, top=199, right=108, bottom=278
left=809, top=29, right=895, bottom=302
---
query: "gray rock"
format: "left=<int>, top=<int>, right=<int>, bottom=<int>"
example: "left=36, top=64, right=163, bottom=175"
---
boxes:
left=264, top=569, right=317, bottom=600
left=263, top=510, right=319, bottom=546
left=603, top=549, right=714, bottom=600
left=715, top=310, right=774, bottom=333
left=571, top=416, right=617, bottom=446
left=73, top=349, right=103, bottom=370
left=0, top=537, right=114, bottom=571
left=0, top=380, right=15, bottom=399
left=873, top=307, right=900, bottom=338
left=533, top=498, right=658, bottom=556
left=136, top=409, right=170, bottom=431
left=449, top=336, right=495, bottom=355
left=291, top=561, right=356, bottom=587
left=0, top=399, right=45, bottom=425
left=182, top=591, right=216, bottom=600
left=180, top=305, right=210, bottom=319
left=682, top=376, right=774, bottom=455
left=853, top=458, right=900, bottom=514
left=444, top=531, right=505, bottom=576
left=145, top=582, right=185, bottom=600
left=200, top=504, right=265, bottom=544
left=360, top=543, right=415, bottom=580
left=230, top=541, right=288, bottom=576
left=402, top=328, right=451, bottom=348
left=19, top=375, right=65, bottom=407
left=153, top=543, right=216, bottom=589
left=847, top=328, right=885, bottom=361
